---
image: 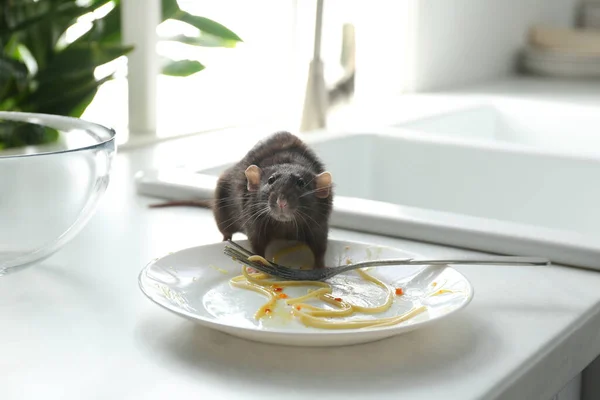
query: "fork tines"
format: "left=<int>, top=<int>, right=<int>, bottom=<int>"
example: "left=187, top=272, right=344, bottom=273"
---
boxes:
left=223, top=245, right=280, bottom=276
left=226, top=240, right=254, bottom=257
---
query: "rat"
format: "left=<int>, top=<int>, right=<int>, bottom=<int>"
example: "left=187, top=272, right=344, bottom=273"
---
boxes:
left=150, top=131, right=334, bottom=268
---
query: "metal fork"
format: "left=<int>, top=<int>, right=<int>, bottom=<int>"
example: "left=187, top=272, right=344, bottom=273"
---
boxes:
left=223, top=240, right=551, bottom=281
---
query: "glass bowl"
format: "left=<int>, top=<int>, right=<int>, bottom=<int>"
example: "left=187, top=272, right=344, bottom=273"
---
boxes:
left=0, top=112, right=116, bottom=276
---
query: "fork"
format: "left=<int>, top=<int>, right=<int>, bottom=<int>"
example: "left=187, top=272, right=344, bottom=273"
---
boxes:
left=223, top=240, right=551, bottom=281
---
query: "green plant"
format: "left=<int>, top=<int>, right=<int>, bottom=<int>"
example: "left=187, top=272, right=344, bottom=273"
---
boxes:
left=0, top=0, right=241, bottom=149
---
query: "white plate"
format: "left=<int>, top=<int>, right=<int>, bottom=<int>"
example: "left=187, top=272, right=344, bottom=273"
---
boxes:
left=138, top=239, right=474, bottom=347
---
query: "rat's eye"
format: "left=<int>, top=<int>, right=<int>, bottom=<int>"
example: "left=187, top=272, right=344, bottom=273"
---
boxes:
left=296, top=177, right=306, bottom=188
left=268, top=175, right=276, bottom=184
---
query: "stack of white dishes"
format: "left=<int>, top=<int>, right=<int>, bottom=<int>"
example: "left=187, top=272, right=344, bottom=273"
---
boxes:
left=580, top=0, right=600, bottom=29
left=521, top=25, right=600, bottom=78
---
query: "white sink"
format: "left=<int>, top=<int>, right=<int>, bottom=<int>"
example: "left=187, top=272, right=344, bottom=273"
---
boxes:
left=393, top=99, right=600, bottom=158
left=136, top=128, right=600, bottom=270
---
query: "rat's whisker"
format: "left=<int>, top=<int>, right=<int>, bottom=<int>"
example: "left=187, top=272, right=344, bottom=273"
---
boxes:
left=296, top=210, right=317, bottom=239
left=304, top=174, right=318, bottom=187
left=226, top=203, right=268, bottom=232
left=242, top=204, right=270, bottom=230
left=297, top=206, right=329, bottom=222
left=299, top=184, right=335, bottom=198
left=297, top=210, right=307, bottom=233
left=299, top=211, right=323, bottom=230
left=220, top=214, right=247, bottom=231
left=294, top=211, right=307, bottom=237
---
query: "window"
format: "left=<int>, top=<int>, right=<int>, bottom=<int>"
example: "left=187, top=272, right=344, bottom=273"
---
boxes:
left=82, top=0, right=363, bottom=145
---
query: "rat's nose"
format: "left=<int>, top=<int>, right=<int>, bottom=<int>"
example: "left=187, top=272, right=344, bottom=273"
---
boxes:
left=277, top=197, right=288, bottom=209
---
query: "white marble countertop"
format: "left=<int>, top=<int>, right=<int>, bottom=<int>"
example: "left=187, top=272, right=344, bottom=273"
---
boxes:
left=3, top=123, right=600, bottom=400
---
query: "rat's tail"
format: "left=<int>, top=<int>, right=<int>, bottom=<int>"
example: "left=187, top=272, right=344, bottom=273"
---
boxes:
left=148, top=199, right=213, bottom=209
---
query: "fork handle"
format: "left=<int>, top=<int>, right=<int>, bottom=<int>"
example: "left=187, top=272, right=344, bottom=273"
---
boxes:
left=348, top=256, right=550, bottom=269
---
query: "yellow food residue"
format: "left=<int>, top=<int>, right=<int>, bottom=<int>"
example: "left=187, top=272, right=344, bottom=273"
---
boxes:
left=272, top=243, right=311, bottom=264
left=430, top=289, right=454, bottom=296
left=209, top=265, right=229, bottom=275
left=229, top=244, right=427, bottom=330
left=247, top=255, right=273, bottom=266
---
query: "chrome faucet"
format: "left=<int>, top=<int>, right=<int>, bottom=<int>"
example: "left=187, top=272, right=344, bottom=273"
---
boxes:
left=300, top=0, right=355, bottom=132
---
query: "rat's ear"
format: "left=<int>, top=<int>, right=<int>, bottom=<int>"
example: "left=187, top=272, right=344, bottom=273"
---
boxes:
left=244, top=165, right=262, bottom=192
left=315, top=171, right=332, bottom=198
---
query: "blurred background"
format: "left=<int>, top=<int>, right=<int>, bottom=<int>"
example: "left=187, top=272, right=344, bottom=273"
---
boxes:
left=2, top=0, right=600, bottom=148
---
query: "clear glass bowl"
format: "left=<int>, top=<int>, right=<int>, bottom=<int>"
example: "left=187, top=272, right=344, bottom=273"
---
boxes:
left=0, top=112, right=116, bottom=276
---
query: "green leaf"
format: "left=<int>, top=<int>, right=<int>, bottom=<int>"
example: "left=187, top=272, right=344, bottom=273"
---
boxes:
left=3, top=2, right=104, bottom=39
left=99, top=4, right=123, bottom=44
left=161, top=0, right=180, bottom=21
left=23, top=73, right=113, bottom=116
left=160, top=33, right=238, bottom=48
left=0, top=56, right=29, bottom=90
left=171, top=12, right=242, bottom=42
left=4, top=35, right=21, bottom=59
left=0, top=121, right=60, bottom=148
left=37, top=43, right=133, bottom=82
left=162, top=59, right=205, bottom=76
left=8, top=2, right=56, bottom=69
left=25, top=72, right=96, bottom=105
left=81, top=2, right=123, bottom=45
left=69, top=90, right=99, bottom=118
left=5, top=1, right=113, bottom=70
left=1, top=0, right=239, bottom=129
left=42, top=76, right=112, bottom=116
left=0, top=98, right=19, bottom=111
left=0, top=56, right=29, bottom=103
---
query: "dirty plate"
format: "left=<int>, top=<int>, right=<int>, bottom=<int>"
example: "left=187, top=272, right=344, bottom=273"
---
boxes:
left=138, top=239, right=474, bottom=347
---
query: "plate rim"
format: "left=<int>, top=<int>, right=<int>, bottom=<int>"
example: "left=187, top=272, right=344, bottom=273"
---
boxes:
left=138, top=238, right=475, bottom=338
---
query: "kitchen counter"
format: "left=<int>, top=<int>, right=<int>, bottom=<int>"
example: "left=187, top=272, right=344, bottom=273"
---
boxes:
left=2, top=123, right=600, bottom=400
